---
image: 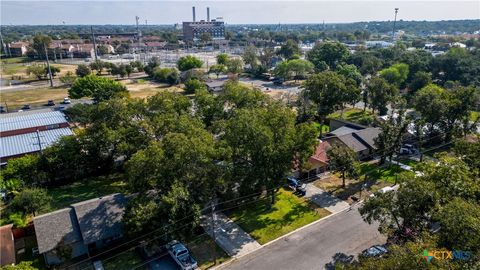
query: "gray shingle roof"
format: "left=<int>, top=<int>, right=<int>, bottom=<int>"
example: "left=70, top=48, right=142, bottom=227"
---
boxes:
left=336, top=134, right=368, bottom=152
left=0, top=110, right=68, bottom=133
left=0, top=128, right=73, bottom=159
left=33, top=208, right=83, bottom=254
left=330, top=126, right=360, bottom=136
left=353, top=128, right=381, bottom=149
left=71, top=193, right=127, bottom=245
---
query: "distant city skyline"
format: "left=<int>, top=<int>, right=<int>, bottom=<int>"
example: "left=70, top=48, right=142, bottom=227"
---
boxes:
left=1, top=1, right=479, bottom=25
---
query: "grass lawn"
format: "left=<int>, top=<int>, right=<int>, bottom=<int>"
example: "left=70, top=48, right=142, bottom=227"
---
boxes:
left=328, top=108, right=374, bottom=125
left=470, top=111, right=479, bottom=122
left=47, top=174, right=128, bottom=212
left=229, top=188, right=330, bottom=244
left=313, top=122, right=330, bottom=133
left=102, top=249, right=144, bottom=270
left=0, top=87, right=69, bottom=110
left=188, top=234, right=230, bottom=269
left=397, top=158, right=419, bottom=168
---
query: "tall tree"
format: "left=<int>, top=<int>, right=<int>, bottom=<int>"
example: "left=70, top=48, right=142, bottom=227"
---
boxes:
left=366, top=77, right=398, bottom=115
left=177, top=55, right=203, bottom=71
left=307, top=41, right=349, bottom=70
left=277, top=39, right=301, bottom=60
left=69, top=75, right=128, bottom=101
left=327, top=144, right=358, bottom=187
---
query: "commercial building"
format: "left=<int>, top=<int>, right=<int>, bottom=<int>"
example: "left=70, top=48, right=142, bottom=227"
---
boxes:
left=0, top=109, right=73, bottom=162
left=183, top=7, right=225, bottom=41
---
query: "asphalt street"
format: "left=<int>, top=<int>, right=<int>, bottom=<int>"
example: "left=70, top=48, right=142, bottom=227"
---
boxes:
left=220, top=204, right=386, bottom=270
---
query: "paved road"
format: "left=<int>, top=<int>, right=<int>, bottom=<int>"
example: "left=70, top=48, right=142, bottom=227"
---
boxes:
left=220, top=205, right=386, bottom=270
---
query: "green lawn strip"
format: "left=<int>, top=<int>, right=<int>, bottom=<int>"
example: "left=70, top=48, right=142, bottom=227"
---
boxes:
left=102, top=249, right=144, bottom=270
left=187, top=234, right=230, bottom=269
left=313, top=122, right=330, bottom=133
left=229, top=188, right=330, bottom=244
left=47, top=174, right=128, bottom=212
left=328, top=108, right=374, bottom=124
left=397, top=158, right=419, bottom=168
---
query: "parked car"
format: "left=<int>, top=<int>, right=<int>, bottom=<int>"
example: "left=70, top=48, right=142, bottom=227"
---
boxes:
left=0, top=106, right=5, bottom=113
left=272, top=78, right=283, bottom=85
left=287, top=176, right=306, bottom=196
left=361, top=245, right=388, bottom=257
left=166, top=240, right=198, bottom=270
left=47, top=100, right=55, bottom=106
left=21, top=104, right=31, bottom=110
left=63, top=97, right=71, bottom=104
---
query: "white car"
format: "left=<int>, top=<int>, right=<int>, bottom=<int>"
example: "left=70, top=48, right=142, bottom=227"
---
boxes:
left=63, top=97, right=71, bottom=104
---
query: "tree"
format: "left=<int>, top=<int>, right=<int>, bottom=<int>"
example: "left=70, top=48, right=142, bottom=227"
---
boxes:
left=199, top=32, right=212, bottom=45
left=408, top=71, right=432, bottom=95
left=152, top=67, right=180, bottom=85
left=413, top=84, right=447, bottom=137
left=375, top=107, right=410, bottom=165
left=1, top=261, right=37, bottom=270
left=1, top=154, right=47, bottom=190
left=59, top=71, right=76, bottom=86
left=97, top=45, right=109, bottom=55
left=307, top=41, right=349, bottom=70
left=337, top=64, right=362, bottom=87
left=177, top=55, right=203, bottom=71
left=327, top=144, right=358, bottom=187
left=379, top=63, right=409, bottom=87
left=286, top=59, right=314, bottom=81
left=242, top=45, right=259, bottom=71
left=69, top=75, right=128, bottom=101
left=26, top=65, right=45, bottom=80
left=75, top=64, right=91, bottom=77
left=184, top=78, right=206, bottom=94
left=209, top=64, right=226, bottom=78
left=125, top=64, right=133, bottom=77
left=436, top=198, right=480, bottom=253
left=90, top=60, right=105, bottom=75
left=366, top=77, right=398, bottom=115
left=216, top=53, right=229, bottom=65
left=302, top=71, right=349, bottom=137
left=226, top=58, right=244, bottom=75
left=111, top=64, right=127, bottom=78
left=12, top=188, right=52, bottom=216
left=45, top=66, right=60, bottom=77
left=453, top=138, right=480, bottom=176
left=273, top=61, right=291, bottom=82
left=277, top=39, right=300, bottom=60
left=32, top=34, right=51, bottom=59
left=144, top=57, right=160, bottom=76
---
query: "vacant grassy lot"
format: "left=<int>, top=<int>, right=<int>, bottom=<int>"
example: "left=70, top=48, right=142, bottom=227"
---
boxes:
left=48, top=174, right=128, bottom=211
left=1, top=87, right=69, bottom=110
left=122, top=79, right=184, bottom=99
left=328, top=108, right=375, bottom=125
left=188, top=234, right=230, bottom=269
left=229, top=188, right=330, bottom=244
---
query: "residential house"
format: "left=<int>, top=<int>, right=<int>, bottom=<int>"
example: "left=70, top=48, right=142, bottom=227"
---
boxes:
left=323, top=120, right=380, bottom=160
left=33, top=194, right=128, bottom=266
left=7, top=42, right=28, bottom=57
left=206, top=79, right=227, bottom=93
left=307, top=140, right=331, bottom=175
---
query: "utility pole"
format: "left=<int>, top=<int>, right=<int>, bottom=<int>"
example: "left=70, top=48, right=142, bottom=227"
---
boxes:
left=91, top=26, right=98, bottom=61
left=210, top=201, right=217, bottom=266
left=44, top=46, right=54, bottom=87
left=392, top=8, right=399, bottom=42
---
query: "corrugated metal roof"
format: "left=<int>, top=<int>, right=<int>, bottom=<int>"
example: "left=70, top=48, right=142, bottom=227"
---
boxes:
left=0, top=128, right=73, bottom=158
left=0, top=110, right=68, bottom=133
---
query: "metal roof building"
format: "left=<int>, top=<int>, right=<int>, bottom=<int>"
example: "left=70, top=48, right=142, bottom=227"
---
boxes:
left=0, top=109, right=70, bottom=137
left=0, top=128, right=73, bottom=160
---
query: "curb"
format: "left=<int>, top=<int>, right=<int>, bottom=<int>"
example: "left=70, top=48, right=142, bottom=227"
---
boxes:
left=209, top=205, right=353, bottom=270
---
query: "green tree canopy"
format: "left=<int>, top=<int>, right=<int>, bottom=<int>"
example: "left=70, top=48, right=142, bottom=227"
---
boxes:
left=177, top=55, right=203, bottom=71
left=69, top=75, right=128, bottom=101
left=307, top=41, right=349, bottom=70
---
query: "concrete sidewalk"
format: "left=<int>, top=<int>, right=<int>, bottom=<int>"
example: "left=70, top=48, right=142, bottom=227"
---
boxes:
left=305, top=184, right=350, bottom=213
left=201, top=212, right=261, bottom=258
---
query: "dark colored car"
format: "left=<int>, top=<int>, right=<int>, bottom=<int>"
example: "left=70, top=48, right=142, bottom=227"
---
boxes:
left=21, top=104, right=31, bottom=110
left=0, top=106, right=5, bottom=113
left=287, top=176, right=306, bottom=196
left=47, top=100, right=55, bottom=106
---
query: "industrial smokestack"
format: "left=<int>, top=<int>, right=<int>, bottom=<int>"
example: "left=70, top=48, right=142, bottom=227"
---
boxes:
left=192, top=6, right=196, bottom=22
left=207, top=7, right=210, bottom=22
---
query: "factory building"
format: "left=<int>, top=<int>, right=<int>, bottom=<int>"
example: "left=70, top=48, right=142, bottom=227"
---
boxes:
left=183, top=7, right=225, bottom=41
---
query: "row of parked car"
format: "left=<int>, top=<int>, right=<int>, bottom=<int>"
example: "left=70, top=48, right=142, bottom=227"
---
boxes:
left=0, top=97, right=72, bottom=113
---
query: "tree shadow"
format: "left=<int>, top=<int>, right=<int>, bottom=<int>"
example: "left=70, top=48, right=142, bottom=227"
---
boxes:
left=324, top=252, right=355, bottom=270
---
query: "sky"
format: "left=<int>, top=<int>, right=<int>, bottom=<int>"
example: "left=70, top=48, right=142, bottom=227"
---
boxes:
left=1, top=1, right=479, bottom=25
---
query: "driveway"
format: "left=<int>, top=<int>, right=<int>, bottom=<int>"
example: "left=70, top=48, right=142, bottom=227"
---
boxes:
left=305, top=184, right=350, bottom=213
left=201, top=212, right=261, bottom=257
left=219, top=204, right=386, bottom=270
